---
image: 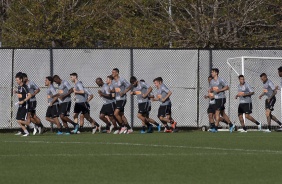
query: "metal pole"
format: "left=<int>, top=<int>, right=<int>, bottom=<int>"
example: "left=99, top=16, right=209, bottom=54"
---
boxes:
left=196, top=49, right=200, bottom=128
left=10, top=48, right=14, bottom=128
left=130, top=49, right=134, bottom=128
left=50, top=48, right=54, bottom=132
left=169, top=0, right=172, bottom=48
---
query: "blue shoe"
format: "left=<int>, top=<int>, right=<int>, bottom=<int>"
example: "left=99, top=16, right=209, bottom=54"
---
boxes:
left=73, top=124, right=79, bottom=134
left=64, top=132, right=70, bottom=135
left=210, top=128, right=218, bottom=133
left=147, top=125, right=153, bottom=133
left=157, top=125, right=161, bottom=132
left=57, top=131, right=63, bottom=135
left=140, top=130, right=146, bottom=134
left=229, top=124, right=235, bottom=133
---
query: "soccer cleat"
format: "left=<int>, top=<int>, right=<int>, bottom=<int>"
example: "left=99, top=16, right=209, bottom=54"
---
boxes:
left=22, top=133, right=29, bottom=137
left=165, top=129, right=172, bottom=133
left=127, top=129, right=133, bottom=134
left=57, top=131, right=63, bottom=135
left=171, top=121, right=177, bottom=129
left=15, top=131, right=22, bottom=136
left=147, top=125, right=153, bottom=133
left=140, top=130, right=146, bottom=134
left=110, top=125, right=114, bottom=132
left=210, top=128, right=218, bottom=133
left=73, top=124, right=79, bottom=134
left=98, top=126, right=102, bottom=133
left=64, top=132, right=70, bottom=135
left=163, top=127, right=167, bottom=133
left=239, top=130, right=247, bottom=133
left=258, top=123, right=262, bottom=131
left=113, top=130, right=120, bottom=134
left=229, top=124, right=235, bottom=133
left=92, top=127, right=97, bottom=134
left=33, top=128, right=37, bottom=135
left=119, top=127, right=127, bottom=134
left=38, top=127, right=42, bottom=134
left=264, top=129, right=271, bottom=133
left=157, top=124, right=161, bottom=132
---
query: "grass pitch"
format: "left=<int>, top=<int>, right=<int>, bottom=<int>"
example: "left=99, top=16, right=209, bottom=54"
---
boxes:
left=1, top=130, right=282, bottom=184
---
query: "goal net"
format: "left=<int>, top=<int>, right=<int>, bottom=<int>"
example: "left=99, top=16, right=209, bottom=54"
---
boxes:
left=227, top=56, right=282, bottom=128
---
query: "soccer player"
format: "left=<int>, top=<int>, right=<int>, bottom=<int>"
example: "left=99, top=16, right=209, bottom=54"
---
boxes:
left=209, top=68, right=235, bottom=133
left=258, top=73, right=282, bottom=132
left=15, top=72, right=32, bottom=137
left=235, top=75, right=261, bottom=132
left=277, top=66, right=282, bottom=131
left=96, top=76, right=118, bottom=133
left=111, top=68, right=133, bottom=134
left=22, top=73, right=45, bottom=135
left=53, top=75, right=79, bottom=135
left=152, top=77, right=177, bottom=133
left=45, top=76, right=63, bottom=135
left=130, top=76, right=153, bottom=133
left=70, top=73, right=100, bottom=134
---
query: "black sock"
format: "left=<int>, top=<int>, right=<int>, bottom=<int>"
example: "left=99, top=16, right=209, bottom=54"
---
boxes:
left=215, top=126, right=218, bottom=130
left=142, top=126, right=146, bottom=131
left=106, top=125, right=110, bottom=130
left=254, top=121, right=260, bottom=125
left=268, top=125, right=271, bottom=130
left=243, top=126, right=247, bottom=131
left=277, top=121, right=282, bottom=126
left=165, top=125, right=170, bottom=130
left=153, top=122, right=159, bottom=126
left=229, top=123, right=234, bottom=127
left=126, top=124, right=131, bottom=129
left=210, top=123, right=215, bottom=128
left=66, top=127, right=71, bottom=133
left=59, top=127, right=62, bottom=132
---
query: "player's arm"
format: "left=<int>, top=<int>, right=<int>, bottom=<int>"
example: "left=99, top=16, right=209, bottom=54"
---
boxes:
left=32, top=82, right=40, bottom=97
left=60, top=82, right=74, bottom=98
left=258, top=91, right=265, bottom=99
left=268, top=82, right=277, bottom=100
left=142, top=82, right=152, bottom=98
left=162, top=90, right=172, bottom=102
left=120, top=79, right=132, bottom=96
left=73, top=83, right=84, bottom=94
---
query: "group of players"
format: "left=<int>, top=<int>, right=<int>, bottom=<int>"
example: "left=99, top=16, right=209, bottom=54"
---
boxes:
left=14, top=68, right=177, bottom=136
left=204, top=67, right=282, bottom=133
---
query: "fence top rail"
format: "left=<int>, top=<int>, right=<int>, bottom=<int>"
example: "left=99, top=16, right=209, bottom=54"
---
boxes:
left=227, top=56, right=282, bottom=60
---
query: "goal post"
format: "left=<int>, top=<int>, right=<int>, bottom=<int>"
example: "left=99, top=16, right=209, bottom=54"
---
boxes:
left=227, top=56, right=282, bottom=128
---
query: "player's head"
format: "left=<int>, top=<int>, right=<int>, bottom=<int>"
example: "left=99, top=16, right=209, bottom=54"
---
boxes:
left=140, top=79, right=145, bottom=82
left=53, top=75, right=61, bottom=84
left=15, top=72, right=24, bottom=85
left=238, top=75, right=245, bottom=84
left=153, top=77, right=162, bottom=88
left=45, top=76, right=53, bottom=86
left=130, top=76, right=138, bottom=87
left=260, top=73, right=267, bottom=82
left=21, top=73, right=28, bottom=83
left=112, top=68, right=119, bottom=78
left=106, top=75, right=113, bottom=84
left=96, top=77, right=103, bottom=87
left=211, top=68, right=219, bottom=77
left=70, top=73, right=78, bottom=82
left=208, top=75, right=213, bottom=83
left=278, top=66, right=282, bottom=77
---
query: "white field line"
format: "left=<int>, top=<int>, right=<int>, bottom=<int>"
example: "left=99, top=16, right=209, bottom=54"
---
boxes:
left=3, top=140, right=282, bottom=154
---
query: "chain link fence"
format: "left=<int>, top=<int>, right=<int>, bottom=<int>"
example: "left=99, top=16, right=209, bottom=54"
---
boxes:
left=1, top=48, right=282, bottom=129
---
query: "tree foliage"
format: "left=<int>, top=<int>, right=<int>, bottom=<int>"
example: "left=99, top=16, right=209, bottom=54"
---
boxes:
left=0, top=0, right=281, bottom=48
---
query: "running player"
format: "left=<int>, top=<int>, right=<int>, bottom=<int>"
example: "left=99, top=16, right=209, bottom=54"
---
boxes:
left=235, top=75, right=261, bottom=132
left=258, top=73, right=282, bottom=132
left=96, top=76, right=118, bottom=133
left=45, top=76, right=63, bottom=135
left=70, top=73, right=100, bottom=134
left=15, top=72, right=32, bottom=137
left=111, top=68, right=133, bottom=134
left=209, top=68, right=235, bottom=133
left=152, top=77, right=177, bottom=133
left=53, top=75, right=79, bottom=135
left=22, top=73, right=45, bottom=135
left=277, top=66, right=282, bottom=131
left=130, top=76, right=153, bottom=133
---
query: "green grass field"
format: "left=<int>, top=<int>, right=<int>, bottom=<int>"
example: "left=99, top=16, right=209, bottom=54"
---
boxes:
left=1, top=130, right=282, bottom=184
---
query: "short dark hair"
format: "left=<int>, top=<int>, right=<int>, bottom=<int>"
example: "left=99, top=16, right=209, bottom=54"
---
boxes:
left=70, top=73, right=78, bottom=77
left=208, top=75, right=213, bottom=79
left=212, top=68, right=219, bottom=75
left=15, top=72, right=23, bottom=79
left=113, top=68, right=119, bottom=73
left=107, top=75, right=113, bottom=80
left=46, top=76, right=53, bottom=83
left=140, top=79, right=145, bottom=82
left=260, top=73, right=267, bottom=77
left=96, top=77, right=102, bottom=81
left=22, top=73, right=27, bottom=78
left=238, top=75, right=244, bottom=79
left=53, top=75, right=60, bottom=80
left=153, top=77, right=163, bottom=82
left=130, top=76, right=137, bottom=84
left=278, top=66, right=282, bottom=72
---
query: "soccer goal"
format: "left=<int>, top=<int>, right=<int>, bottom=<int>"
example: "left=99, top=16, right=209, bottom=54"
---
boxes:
left=227, top=56, right=282, bottom=128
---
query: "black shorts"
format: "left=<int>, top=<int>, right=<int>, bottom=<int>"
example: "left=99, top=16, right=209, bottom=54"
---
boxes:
left=28, top=101, right=37, bottom=114
left=138, top=102, right=149, bottom=114
left=215, top=98, right=226, bottom=111
left=74, top=102, right=89, bottom=114
left=100, top=103, right=115, bottom=116
left=115, top=100, right=126, bottom=112
left=146, top=105, right=152, bottom=116
left=207, top=104, right=216, bottom=114
left=265, top=96, right=276, bottom=111
left=158, top=105, right=171, bottom=118
left=238, top=103, right=252, bottom=114
left=46, top=104, right=60, bottom=118
left=59, top=102, right=71, bottom=116
left=16, top=105, right=28, bottom=121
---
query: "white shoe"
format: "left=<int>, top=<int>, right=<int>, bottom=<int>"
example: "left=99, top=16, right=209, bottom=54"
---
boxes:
left=110, top=125, right=114, bottom=133
left=119, top=127, right=127, bottom=134
left=257, top=123, right=262, bottom=131
left=22, top=133, right=29, bottom=137
left=70, top=130, right=75, bottom=133
left=127, top=129, right=133, bottom=134
left=239, top=130, right=247, bottom=133
left=15, top=131, right=22, bottom=136
left=113, top=130, right=119, bottom=134
left=92, top=127, right=97, bottom=134
left=38, top=127, right=42, bottom=134
left=33, top=128, right=37, bottom=135
left=76, top=131, right=81, bottom=134
left=98, top=126, right=102, bottom=133
left=264, top=129, right=271, bottom=133
left=164, top=127, right=167, bottom=133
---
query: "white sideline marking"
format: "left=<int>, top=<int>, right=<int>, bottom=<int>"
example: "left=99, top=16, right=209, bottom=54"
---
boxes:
left=3, top=140, right=282, bottom=154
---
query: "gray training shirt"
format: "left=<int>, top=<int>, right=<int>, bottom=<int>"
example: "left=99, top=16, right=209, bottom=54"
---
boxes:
left=58, top=80, right=72, bottom=103
left=237, top=82, right=253, bottom=104
left=84, top=88, right=92, bottom=101
left=111, top=77, right=131, bottom=101
left=27, top=81, right=39, bottom=102
left=209, top=77, right=228, bottom=99
left=47, top=84, right=58, bottom=105
left=101, top=83, right=114, bottom=104
left=156, top=83, right=171, bottom=106
left=132, top=81, right=151, bottom=104
left=262, top=79, right=276, bottom=98
left=74, top=81, right=87, bottom=103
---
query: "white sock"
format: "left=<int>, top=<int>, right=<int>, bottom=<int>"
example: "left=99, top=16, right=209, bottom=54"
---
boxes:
left=24, top=130, right=29, bottom=134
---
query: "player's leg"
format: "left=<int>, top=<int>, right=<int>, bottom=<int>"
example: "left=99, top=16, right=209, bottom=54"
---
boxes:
left=16, top=107, right=30, bottom=136
left=79, top=114, right=85, bottom=132
left=158, top=106, right=172, bottom=133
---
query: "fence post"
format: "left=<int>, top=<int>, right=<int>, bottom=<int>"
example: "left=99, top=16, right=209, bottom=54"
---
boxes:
left=196, top=49, right=200, bottom=128
left=130, top=49, right=134, bottom=128
left=10, top=49, right=15, bottom=128
left=50, top=48, right=54, bottom=132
